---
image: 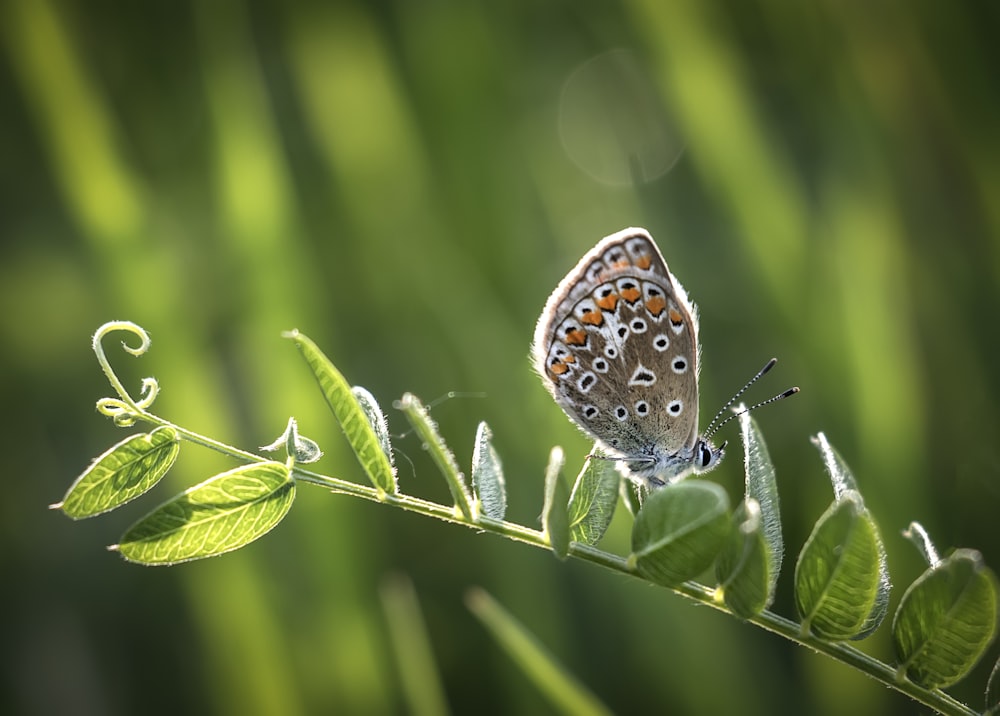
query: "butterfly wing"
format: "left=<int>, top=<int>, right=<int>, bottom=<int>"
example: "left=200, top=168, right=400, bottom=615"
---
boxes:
left=532, top=228, right=703, bottom=464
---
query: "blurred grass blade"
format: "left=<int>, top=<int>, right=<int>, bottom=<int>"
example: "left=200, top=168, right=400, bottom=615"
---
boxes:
left=399, top=392, right=474, bottom=521
left=541, top=447, right=570, bottom=559
left=738, top=408, right=782, bottom=600
left=630, top=480, right=731, bottom=587
left=471, top=421, right=506, bottom=521
left=715, top=499, right=771, bottom=618
left=352, top=386, right=395, bottom=470
left=466, top=588, right=612, bottom=716
left=113, top=461, right=294, bottom=565
left=285, top=330, right=397, bottom=495
left=54, top=427, right=179, bottom=519
left=794, top=491, right=885, bottom=640
left=892, top=548, right=998, bottom=690
left=379, top=574, right=450, bottom=716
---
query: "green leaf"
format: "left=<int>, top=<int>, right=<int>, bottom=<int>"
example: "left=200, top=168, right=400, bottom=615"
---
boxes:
left=351, top=385, right=395, bottom=469
left=399, top=392, right=474, bottom=521
left=285, top=330, right=397, bottom=495
left=809, top=433, right=891, bottom=639
left=471, top=421, right=507, bottom=521
left=260, top=416, right=323, bottom=464
left=466, top=588, right=613, bottom=716
left=619, top=472, right=644, bottom=517
left=794, top=491, right=886, bottom=640
left=716, top=499, right=771, bottom=618
left=987, top=654, right=1000, bottom=715
left=811, top=431, right=860, bottom=498
left=541, top=447, right=570, bottom=560
left=630, top=480, right=731, bottom=587
left=901, top=521, right=940, bottom=566
left=567, top=457, right=619, bottom=546
left=114, top=461, right=294, bottom=565
left=892, top=548, right=998, bottom=689
left=738, top=409, right=782, bottom=602
left=54, top=427, right=180, bottom=519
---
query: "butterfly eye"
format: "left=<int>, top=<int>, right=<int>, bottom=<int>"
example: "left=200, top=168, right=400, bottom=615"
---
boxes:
left=698, top=441, right=715, bottom=468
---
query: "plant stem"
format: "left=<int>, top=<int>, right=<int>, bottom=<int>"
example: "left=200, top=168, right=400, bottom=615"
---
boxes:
left=117, top=410, right=974, bottom=716
left=292, top=466, right=977, bottom=716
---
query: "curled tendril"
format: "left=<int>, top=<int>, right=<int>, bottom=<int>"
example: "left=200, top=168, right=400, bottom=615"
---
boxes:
left=92, top=322, right=160, bottom=423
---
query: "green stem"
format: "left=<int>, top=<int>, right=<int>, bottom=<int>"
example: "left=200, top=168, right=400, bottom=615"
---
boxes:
left=108, top=412, right=974, bottom=716
left=292, top=465, right=976, bottom=716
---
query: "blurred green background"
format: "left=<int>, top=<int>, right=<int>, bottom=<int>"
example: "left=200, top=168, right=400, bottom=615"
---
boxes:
left=3, top=0, right=998, bottom=713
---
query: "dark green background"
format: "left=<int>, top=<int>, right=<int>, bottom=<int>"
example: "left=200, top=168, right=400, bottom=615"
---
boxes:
left=3, top=0, right=998, bottom=714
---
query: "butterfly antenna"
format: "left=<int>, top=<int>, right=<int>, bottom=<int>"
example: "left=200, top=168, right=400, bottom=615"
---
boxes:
left=702, top=358, right=799, bottom=441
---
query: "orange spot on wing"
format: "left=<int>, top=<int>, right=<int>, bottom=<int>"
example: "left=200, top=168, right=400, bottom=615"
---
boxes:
left=645, top=296, right=666, bottom=316
left=549, top=361, right=569, bottom=375
left=635, top=253, right=652, bottom=270
left=620, top=286, right=641, bottom=303
left=669, top=308, right=683, bottom=326
left=581, top=310, right=604, bottom=326
left=595, top=293, right=619, bottom=311
left=564, top=329, right=587, bottom=346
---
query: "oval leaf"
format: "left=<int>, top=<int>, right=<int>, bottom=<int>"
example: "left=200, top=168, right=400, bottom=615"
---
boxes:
left=716, top=499, right=772, bottom=618
left=55, top=427, right=180, bottom=519
left=567, top=457, right=619, bottom=546
left=399, top=393, right=473, bottom=520
left=892, top=549, right=998, bottom=690
left=541, top=447, right=570, bottom=560
left=471, top=422, right=507, bottom=521
left=739, top=409, right=782, bottom=600
left=794, top=491, right=887, bottom=640
left=630, top=480, right=731, bottom=587
left=114, top=461, right=294, bottom=565
left=285, top=331, right=397, bottom=495
left=809, top=434, right=891, bottom=639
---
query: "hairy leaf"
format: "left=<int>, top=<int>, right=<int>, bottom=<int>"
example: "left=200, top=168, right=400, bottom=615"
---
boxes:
left=567, top=457, right=619, bottom=546
left=471, top=422, right=507, bottom=521
left=987, top=654, right=1000, bottom=715
left=739, top=409, right=782, bottom=601
left=806, top=434, right=891, bottom=639
left=542, top=447, right=570, bottom=560
left=893, top=549, right=998, bottom=689
left=631, top=480, right=731, bottom=587
left=352, top=386, right=395, bottom=469
left=286, top=331, right=397, bottom=494
left=795, top=492, right=885, bottom=640
left=716, top=499, right=771, bottom=618
left=399, top=392, right=473, bottom=520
